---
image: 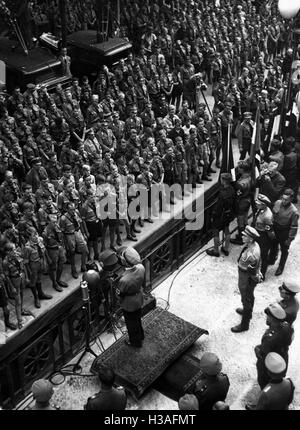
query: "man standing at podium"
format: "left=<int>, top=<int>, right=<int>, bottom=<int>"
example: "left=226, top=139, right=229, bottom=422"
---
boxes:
left=116, top=247, right=145, bottom=348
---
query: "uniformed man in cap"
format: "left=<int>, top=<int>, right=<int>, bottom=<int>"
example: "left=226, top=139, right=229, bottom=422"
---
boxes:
left=25, top=157, right=48, bottom=193
left=206, top=173, right=235, bottom=257
left=237, top=111, right=254, bottom=160
left=43, top=213, right=68, bottom=293
left=116, top=247, right=145, bottom=348
left=86, top=95, right=103, bottom=128
left=30, top=379, right=55, bottom=410
left=268, top=188, right=299, bottom=276
left=231, top=161, right=252, bottom=245
left=231, top=226, right=262, bottom=333
left=251, top=353, right=295, bottom=410
left=192, top=352, right=230, bottom=410
left=277, top=279, right=300, bottom=325
left=23, top=227, right=53, bottom=308
left=254, top=303, right=294, bottom=389
left=85, top=365, right=127, bottom=410
left=253, top=193, right=274, bottom=280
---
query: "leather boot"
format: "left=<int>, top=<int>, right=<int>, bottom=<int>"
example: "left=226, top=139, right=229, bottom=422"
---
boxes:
left=37, top=283, right=53, bottom=300
left=32, top=287, right=41, bottom=308
left=231, top=311, right=251, bottom=333
left=230, top=228, right=244, bottom=245
left=132, top=222, right=141, bottom=233
left=56, top=266, right=68, bottom=288
left=49, top=270, right=63, bottom=292
left=4, top=308, right=17, bottom=330
left=275, top=251, right=288, bottom=276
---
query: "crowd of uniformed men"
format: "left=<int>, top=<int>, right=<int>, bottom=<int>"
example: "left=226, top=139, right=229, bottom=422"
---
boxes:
left=0, top=0, right=300, bottom=411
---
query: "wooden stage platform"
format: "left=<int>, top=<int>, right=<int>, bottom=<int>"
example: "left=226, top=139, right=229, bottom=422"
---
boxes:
left=91, top=307, right=208, bottom=399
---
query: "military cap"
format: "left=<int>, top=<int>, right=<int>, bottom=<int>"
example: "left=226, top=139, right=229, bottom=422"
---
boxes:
left=32, top=157, right=42, bottom=165
left=98, top=249, right=119, bottom=271
left=265, top=352, right=286, bottom=374
left=121, top=247, right=141, bottom=266
left=27, top=83, right=36, bottom=90
left=281, top=280, right=300, bottom=294
left=199, top=352, right=222, bottom=376
left=242, top=226, right=260, bottom=240
left=220, top=172, right=232, bottom=182
left=265, top=303, right=286, bottom=321
left=32, top=379, right=54, bottom=402
left=243, top=111, right=252, bottom=118
left=256, top=194, right=271, bottom=206
left=178, top=394, right=199, bottom=410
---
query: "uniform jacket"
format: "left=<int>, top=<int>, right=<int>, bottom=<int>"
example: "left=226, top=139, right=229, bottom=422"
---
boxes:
left=117, top=264, right=145, bottom=312
left=256, top=378, right=295, bottom=410
left=193, top=373, right=230, bottom=410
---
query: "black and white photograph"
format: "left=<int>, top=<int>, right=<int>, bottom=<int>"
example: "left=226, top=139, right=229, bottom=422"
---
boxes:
left=0, top=0, right=300, bottom=413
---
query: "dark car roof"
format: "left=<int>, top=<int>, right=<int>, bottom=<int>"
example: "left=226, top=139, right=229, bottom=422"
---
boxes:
left=66, top=31, right=132, bottom=57
left=0, top=37, right=61, bottom=74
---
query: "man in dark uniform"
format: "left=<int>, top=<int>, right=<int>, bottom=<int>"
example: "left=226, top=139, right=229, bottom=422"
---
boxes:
left=207, top=173, right=236, bottom=257
left=247, top=353, right=295, bottom=410
left=43, top=213, right=68, bottom=293
left=258, top=161, right=286, bottom=204
left=116, top=247, right=145, bottom=348
left=231, top=226, right=262, bottom=333
left=162, top=147, right=176, bottom=205
left=268, top=188, right=299, bottom=276
left=231, top=161, right=252, bottom=245
left=254, top=303, right=294, bottom=389
left=237, top=111, right=254, bottom=160
left=278, top=280, right=300, bottom=325
left=253, top=194, right=274, bottom=280
left=85, top=365, right=127, bottom=410
left=192, top=352, right=230, bottom=410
